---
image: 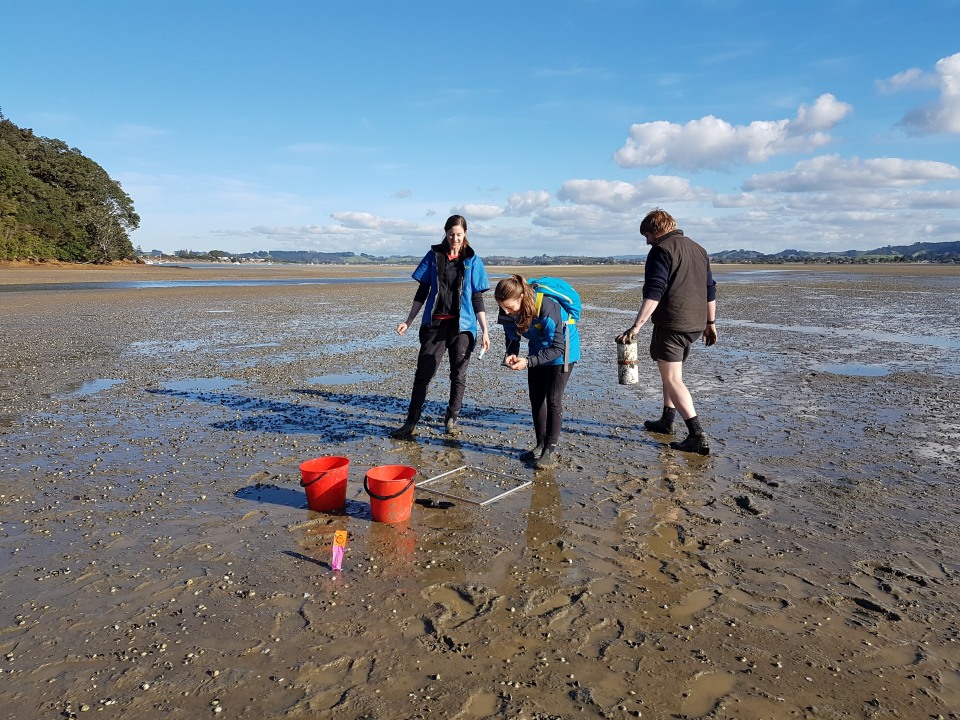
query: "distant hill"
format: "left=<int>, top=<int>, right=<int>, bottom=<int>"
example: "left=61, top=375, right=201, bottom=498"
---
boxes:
left=710, top=240, right=960, bottom=264
left=167, top=240, right=960, bottom=267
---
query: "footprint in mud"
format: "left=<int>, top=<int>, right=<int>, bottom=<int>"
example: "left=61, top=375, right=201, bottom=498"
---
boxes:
left=679, top=671, right=738, bottom=717
left=670, top=588, right=719, bottom=623
left=857, top=560, right=935, bottom=602
left=724, top=493, right=767, bottom=517
left=295, top=653, right=378, bottom=712
left=521, top=584, right=591, bottom=631
left=848, top=596, right=903, bottom=622
left=420, top=583, right=499, bottom=626
left=528, top=588, right=585, bottom=619
left=749, top=470, right=780, bottom=488
left=415, top=584, right=501, bottom=656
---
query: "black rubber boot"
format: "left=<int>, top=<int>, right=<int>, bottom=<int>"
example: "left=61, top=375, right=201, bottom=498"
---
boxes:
left=644, top=418, right=675, bottom=434
left=444, top=416, right=460, bottom=436
left=534, top=445, right=558, bottom=470
left=519, top=444, right=544, bottom=462
left=669, top=432, right=710, bottom=455
left=390, top=421, right=418, bottom=439
left=644, top=406, right=676, bottom=434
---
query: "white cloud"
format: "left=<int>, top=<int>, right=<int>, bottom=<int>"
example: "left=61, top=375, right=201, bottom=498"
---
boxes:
left=331, top=211, right=380, bottom=229
left=788, top=94, right=853, bottom=133
left=779, top=190, right=960, bottom=211
left=449, top=203, right=503, bottom=220
left=876, top=67, right=939, bottom=94
left=613, top=94, right=852, bottom=171
left=899, top=52, right=960, bottom=134
left=743, top=154, right=960, bottom=192
left=533, top=204, right=616, bottom=228
left=557, top=176, right=711, bottom=212
left=503, top=190, right=551, bottom=216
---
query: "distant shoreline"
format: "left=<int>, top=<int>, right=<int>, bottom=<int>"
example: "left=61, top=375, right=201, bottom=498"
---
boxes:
left=2, top=259, right=959, bottom=286
left=0, top=262, right=960, bottom=285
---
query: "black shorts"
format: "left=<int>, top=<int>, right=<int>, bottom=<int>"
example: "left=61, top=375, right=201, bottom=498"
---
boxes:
left=650, top=326, right=700, bottom=363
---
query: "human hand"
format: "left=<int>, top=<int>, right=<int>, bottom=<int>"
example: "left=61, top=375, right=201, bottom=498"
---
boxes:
left=397, top=322, right=408, bottom=335
left=506, top=355, right=528, bottom=371
left=616, top=328, right=638, bottom=344
left=481, top=331, right=490, bottom=353
left=703, top=324, right=718, bottom=346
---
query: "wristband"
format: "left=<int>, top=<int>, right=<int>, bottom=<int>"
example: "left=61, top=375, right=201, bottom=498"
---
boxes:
left=706, top=320, right=715, bottom=324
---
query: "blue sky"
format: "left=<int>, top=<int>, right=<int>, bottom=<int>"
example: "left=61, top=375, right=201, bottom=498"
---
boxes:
left=3, top=0, right=960, bottom=257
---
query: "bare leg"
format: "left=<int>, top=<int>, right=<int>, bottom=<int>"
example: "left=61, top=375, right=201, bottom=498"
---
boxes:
left=656, top=359, right=696, bottom=420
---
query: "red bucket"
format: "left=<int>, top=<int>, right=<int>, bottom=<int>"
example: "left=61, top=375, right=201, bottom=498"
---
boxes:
left=299, top=456, right=350, bottom=512
left=364, top=465, right=417, bottom=523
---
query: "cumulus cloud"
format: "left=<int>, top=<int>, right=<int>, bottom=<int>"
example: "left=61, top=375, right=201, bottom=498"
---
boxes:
left=779, top=190, right=960, bottom=211
left=449, top=203, right=503, bottom=220
left=613, top=94, right=852, bottom=171
left=503, top=190, right=551, bottom=216
left=876, top=67, right=940, bottom=94
left=898, top=52, right=960, bottom=134
left=743, top=154, right=960, bottom=192
left=331, top=211, right=380, bottom=229
left=557, top=176, right=711, bottom=212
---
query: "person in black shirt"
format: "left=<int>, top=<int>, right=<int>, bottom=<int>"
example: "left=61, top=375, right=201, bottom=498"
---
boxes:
left=391, top=215, right=491, bottom=439
left=617, top=209, right=717, bottom=455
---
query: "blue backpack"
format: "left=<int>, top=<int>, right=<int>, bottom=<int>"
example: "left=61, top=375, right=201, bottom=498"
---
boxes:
left=529, top=276, right=582, bottom=322
left=529, top=277, right=582, bottom=370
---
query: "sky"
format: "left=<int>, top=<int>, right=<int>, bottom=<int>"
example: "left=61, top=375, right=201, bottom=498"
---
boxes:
left=3, top=0, right=960, bottom=258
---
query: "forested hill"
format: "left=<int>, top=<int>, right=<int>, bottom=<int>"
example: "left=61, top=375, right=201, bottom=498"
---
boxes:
left=710, top=240, right=960, bottom=264
left=0, top=111, right=139, bottom=262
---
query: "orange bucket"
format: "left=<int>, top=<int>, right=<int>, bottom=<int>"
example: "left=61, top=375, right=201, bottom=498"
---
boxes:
left=364, top=465, right=417, bottom=523
left=299, top=456, right=350, bottom=512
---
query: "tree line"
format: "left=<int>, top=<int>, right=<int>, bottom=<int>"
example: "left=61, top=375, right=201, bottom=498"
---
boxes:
left=0, top=110, right=139, bottom=263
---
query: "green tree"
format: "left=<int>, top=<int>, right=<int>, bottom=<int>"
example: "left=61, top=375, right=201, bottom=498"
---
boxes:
left=0, top=109, right=140, bottom=262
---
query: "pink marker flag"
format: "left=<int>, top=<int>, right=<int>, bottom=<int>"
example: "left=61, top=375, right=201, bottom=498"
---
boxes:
left=331, top=530, right=347, bottom=571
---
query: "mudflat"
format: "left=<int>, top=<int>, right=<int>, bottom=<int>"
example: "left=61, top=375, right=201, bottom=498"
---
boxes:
left=1, top=262, right=959, bottom=719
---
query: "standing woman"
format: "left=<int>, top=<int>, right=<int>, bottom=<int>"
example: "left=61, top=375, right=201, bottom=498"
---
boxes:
left=391, top=215, right=491, bottom=439
left=495, top=275, right=580, bottom=469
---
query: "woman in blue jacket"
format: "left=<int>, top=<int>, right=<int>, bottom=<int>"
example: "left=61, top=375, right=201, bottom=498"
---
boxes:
left=495, top=274, right=580, bottom=469
left=391, top=215, right=490, bottom=439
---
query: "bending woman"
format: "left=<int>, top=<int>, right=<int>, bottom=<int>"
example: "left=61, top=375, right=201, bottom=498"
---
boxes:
left=391, top=215, right=490, bottom=439
left=495, top=274, right=580, bottom=469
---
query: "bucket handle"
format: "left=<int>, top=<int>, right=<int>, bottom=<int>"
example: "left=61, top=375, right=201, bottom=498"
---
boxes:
left=363, top=472, right=417, bottom=501
left=301, top=470, right=328, bottom=488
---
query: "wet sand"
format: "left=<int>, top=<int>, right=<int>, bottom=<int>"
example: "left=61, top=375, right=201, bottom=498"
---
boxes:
left=1, top=262, right=959, bottom=719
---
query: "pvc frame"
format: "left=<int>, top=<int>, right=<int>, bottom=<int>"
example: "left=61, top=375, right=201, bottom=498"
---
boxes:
left=417, top=465, right=532, bottom=506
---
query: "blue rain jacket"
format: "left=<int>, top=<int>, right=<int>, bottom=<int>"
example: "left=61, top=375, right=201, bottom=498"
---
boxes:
left=412, top=243, right=490, bottom=339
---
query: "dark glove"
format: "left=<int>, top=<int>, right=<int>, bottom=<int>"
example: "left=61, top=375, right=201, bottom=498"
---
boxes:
left=703, top=324, right=718, bottom=347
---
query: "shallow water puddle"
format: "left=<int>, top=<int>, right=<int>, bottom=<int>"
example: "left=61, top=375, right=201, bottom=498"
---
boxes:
left=161, top=377, right=244, bottom=392
left=309, top=372, right=385, bottom=385
left=811, top=362, right=889, bottom=377
left=70, top=378, right=125, bottom=396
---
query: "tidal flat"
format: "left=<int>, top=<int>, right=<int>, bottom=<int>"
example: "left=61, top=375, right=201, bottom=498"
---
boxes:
left=1, top=262, right=959, bottom=719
